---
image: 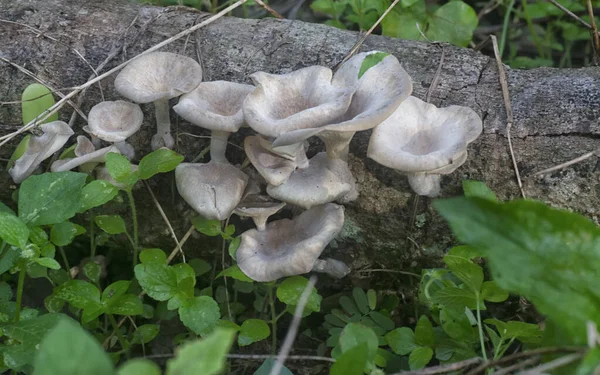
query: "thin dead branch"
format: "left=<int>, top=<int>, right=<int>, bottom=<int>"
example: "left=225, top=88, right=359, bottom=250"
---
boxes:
left=255, top=0, right=285, bottom=19
left=533, top=149, right=599, bottom=176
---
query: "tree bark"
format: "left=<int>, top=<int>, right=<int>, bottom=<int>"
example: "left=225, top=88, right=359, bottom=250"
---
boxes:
left=1, top=0, right=599, bottom=273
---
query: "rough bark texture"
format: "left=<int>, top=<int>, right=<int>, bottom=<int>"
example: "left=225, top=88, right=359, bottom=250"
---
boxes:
left=1, top=0, right=600, bottom=275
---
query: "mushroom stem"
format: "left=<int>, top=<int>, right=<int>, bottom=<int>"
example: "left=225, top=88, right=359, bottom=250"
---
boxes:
left=321, top=131, right=354, bottom=161
left=252, top=217, right=268, bottom=231
left=210, top=130, right=231, bottom=163
left=152, top=98, right=175, bottom=150
left=114, top=141, right=135, bottom=160
left=295, top=144, right=309, bottom=169
left=407, top=173, right=442, bottom=197
left=312, top=258, right=350, bottom=279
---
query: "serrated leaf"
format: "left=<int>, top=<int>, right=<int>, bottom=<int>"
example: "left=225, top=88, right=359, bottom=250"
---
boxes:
left=19, top=172, right=87, bottom=226
left=217, top=264, right=253, bottom=282
left=462, top=180, right=497, bottom=201
left=353, top=288, right=370, bottom=314
left=385, top=327, right=417, bottom=355
left=408, top=346, right=433, bottom=370
left=21, top=83, right=58, bottom=126
left=192, top=216, right=222, bottom=236
left=79, top=180, right=119, bottom=212
left=51, top=221, right=85, bottom=246
left=95, top=215, right=127, bottom=235
left=179, top=296, right=220, bottom=336
left=276, top=276, right=321, bottom=312
left=117, top=359, right=160, bottom=375
left=131, top=324, right=160, bottom=345
left=134, top=263, right=178, bottom=301
left=166, top=328, right=235, bottom=375
left=238, top=319, right=270, bottom=346
left=0, top=212, right=29, bottom=249
left=32, top=317, right=113, bottom=375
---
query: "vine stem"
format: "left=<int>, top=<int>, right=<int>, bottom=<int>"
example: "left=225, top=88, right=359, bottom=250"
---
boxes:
left=108, top=313, right=129, bottom=354
left=14, top=267, right=25, bottom=322
left=499, top=0, right=516, bottom=57
left=89, top=214, right=96, bottom=258
left=269, top=286, right=277, bottom=355
left=126, top=190, right=139, bottom=266
left=58, top=246, right=71, bottom=274
left=476, top=295, right=488, bottom=361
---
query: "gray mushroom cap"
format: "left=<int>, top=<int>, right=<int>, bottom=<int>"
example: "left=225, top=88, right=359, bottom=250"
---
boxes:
left=237, top=203, right=345, bottom=282
left=9, top=121, right=74, bottom=184
left=367, top=96, right=482, bottom=196
left=233, top=194, right=286, bottom=231
left=175, top=161, right=249, bottom=221
left=266, top=152, right=358, bottom=209
left=84, top=101, right=143, bottom=142
left=51, top=136, right=120, bottom=173
left=244, top=136, right=297, bottom=187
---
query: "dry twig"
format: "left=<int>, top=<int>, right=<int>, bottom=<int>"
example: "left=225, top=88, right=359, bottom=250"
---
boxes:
left=390, top=357, right=483, bottom=375
left=255, top=0, right=284, bottom=19
left=533, top=149, right=599, bottom=176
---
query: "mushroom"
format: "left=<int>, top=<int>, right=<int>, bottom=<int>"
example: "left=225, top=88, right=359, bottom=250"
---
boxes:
left=173, top=81, right=254, bottom=163
left=243, top=66, right=354, bottom=157
left=9, top=121, right=74, bottom=184
left=51, top=136, right=120, bottom=173
left=367, top=96, right=482, bottom=197
left=273, top=51, right=412, bottom=161
left=236, top=203, right=346, bottom=282
left=266, top=152, right=358, bottom=209
left=175, top=161, right=248, bottom=221
left=233, top=194, right=285, bottom=231
left=83, top=100, right=143, bottom=160
left=114, top=52, right=203, bottom=150
left=244, top=136, right=299, bottom=187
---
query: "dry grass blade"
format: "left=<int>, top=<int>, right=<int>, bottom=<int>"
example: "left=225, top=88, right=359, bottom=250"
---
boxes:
left=490, top=35, right=526, bottom=198
left=255, top=0, right=285, bottom=19
left=269, top=275, right=318, bottom=375
left=586, top=0, right=600, bottom=61
left=547, top=0, right=593, bottom=30
left=390, top=357, right=483, bottom=374
left=517, top=352, right=583, bottom=375
left=0, top=0, right=249, bottom=147
left=532, top=149, right=599, bottom=176
left=145, top=353, right=335, bottom=362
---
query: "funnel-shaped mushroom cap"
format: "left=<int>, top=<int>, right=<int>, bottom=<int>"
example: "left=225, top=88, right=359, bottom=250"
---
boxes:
left=243, top=66, right=354, bottom=138
left=9, top=121, right=74, bottom=184
left=367, top=96, right=482, bottom=172
left=234, top=194, right=285, bottom=231
left=114, top=52, right=203, bottom=103
left=266, top=153, right=358, bottom=209
left=84, top=101, right=143, bottom=142
left=51, top=136, right=120, bottom=172
left=237, top=203, right=344, bottom=282
left=174, top=81, right=254, bottom=133
left=244, top=136, right=297, bottom=187
left=175, top=161, right=249, bottom=221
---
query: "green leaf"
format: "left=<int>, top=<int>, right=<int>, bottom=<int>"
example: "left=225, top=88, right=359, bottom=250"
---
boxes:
left=117, top=359, right=161, bottom=375
left=426, top=1, right=478, bottom=47
left=0, top=212, right=29, bottom=249
left=330, top=343, right=369, bottom=375
left=430, top=286, right=483, bottom=311
left=189, top=258, right=212, bottom=276
left=369, top=311, right=394, bottom=331
left=131, top=324, right=160, bottom=345
left=54, top=280, right=102, bottom=311
left=134, top=263, right=178, bottom=301
left=353, top=288, right=370, bottom=314
left=358, top=52, right=390, bottom=79
left=340, top=296, right=360, bottom=316
left=339, top=323, right=379, bottom=365
left=51, top=221, right=85, bottom=246
left=21, top=83, right=58, bottom=126
left=435, top=197, right=598, bottom=341
left=366, top=289, right=377, bottom=311
left=28, top=226, right=47, bottom=246
left=102, top=280, right=130, bottom=301
left=576, top=347, right=600, bottom=375
left=19, top=172, right=87, bottom=226
left=217, top=264, right=254, bottom=282
left=462, top=180, right=497, bottom=201
left=481, top=281, right=509, bottom=302
left=276, top=276, right=322, bottom=312
left=408, top=346, right=433, bottom=370
left=486, top=320, right=542, bottom=343
left=444, top=257, right=483, bottom=293
left=381, top=9, right=427, bottom=41
left=385, top=327, right=417, bottom=355
left=79, top=180, right=119, bottom=212
left=228, top=236, right=241, bottom=260
left=83, top=261, right=102, bottom=284
left=33, top=318, right=113, bottom=375
left=414, top=315, right=435, bottom=348
left=106, top=294, right=143, bottom=316
left=95, top=215, right=127, bottom=235
left=138, top=149, right=184, bottom=180
left=238, top=319, right=270, bottom=346
left=139, top=248, right=167, bottom=264
left=105, top=153, right=138, bottom=188
left=192, top=216, right=222, bottom=236
left=34, top=257, right=61, bottom=270
left=166, top=328, right=235, bottom=375
left=8, top=135, right=31, bottom=170
left=179, top=296, right=220, bottom=336
left=253, top=359, right=294, bottom=375
left=439, top=307, right=475, bottom=341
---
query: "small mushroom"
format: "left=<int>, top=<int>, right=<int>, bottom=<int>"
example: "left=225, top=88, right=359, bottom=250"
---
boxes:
left=312, top=258, right=351, bottom=279
left=114, top=52, right=203, bottom=150
left=83, top=100, right=143, bottom=160
left=9, top=121, right=74, bottom=184
left=273, top=51, right=412, bottom=161
left=175, top=161, right=248, bottom=220
left=51, top=136, right=120, bottom=173
left=367, top=96, right=482, bottom=197
left=234, top=194, right=285, bottom=231
left=173, top=81, right=254, bottom=163
left=244, top=136, right=300, bottom=187
left=266, top=152, right=358, bottom=209
left=236, top=203, right=345, bottom=282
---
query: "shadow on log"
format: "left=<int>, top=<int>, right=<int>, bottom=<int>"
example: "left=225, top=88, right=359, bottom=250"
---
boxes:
left=1, top=0, right=599, bottom=275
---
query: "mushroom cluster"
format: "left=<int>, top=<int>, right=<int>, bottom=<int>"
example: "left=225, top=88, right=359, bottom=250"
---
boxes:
left=8, top=49, right=482, bottom=283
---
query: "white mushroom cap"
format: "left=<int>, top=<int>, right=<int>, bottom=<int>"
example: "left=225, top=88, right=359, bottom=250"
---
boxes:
left=243, top=66, right=354, bottom=138
left=233, top=194, right=286, bottom=231
left=244, top=136, right=297, bottom=187
left=175, top=161, right=249, bottom=221
left=367, top=96, right=482, bottom=196
left=51, top=136, right=120, bottom=173
left=173, top=81, right=254, bottom=133
left=114, top=52, right=203, bottom=103
left=9, top=121, right=74, bottom=184
left=237, top=203, right=345, bottom=282
left=266, top=153, right=358, bottom=209
left=84, top=101, right=143, bottom=143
